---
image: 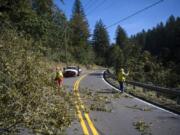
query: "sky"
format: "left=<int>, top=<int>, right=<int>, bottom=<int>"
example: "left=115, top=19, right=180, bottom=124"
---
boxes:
left=54, top=0, right=180, bottom=42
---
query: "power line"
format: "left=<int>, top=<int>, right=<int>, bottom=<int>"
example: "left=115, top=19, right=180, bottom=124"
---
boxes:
left=84, top=0, right=91, bottom=8
left=86, top=0, right=107, bottom=15
left=101, top=0, right=117, bottom=12
left=85, top=0, right=97, bottom=11
left=106, top=0, right=164, bottom=29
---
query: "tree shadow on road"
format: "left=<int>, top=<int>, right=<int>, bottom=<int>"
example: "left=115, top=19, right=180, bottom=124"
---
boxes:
left=89, top=72, right=103, bottom=77
left=96, top=89, right=118, bottom=94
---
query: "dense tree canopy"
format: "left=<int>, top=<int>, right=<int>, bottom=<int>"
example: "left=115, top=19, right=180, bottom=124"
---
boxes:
left=127, top=15, right=180, bottom=87
left=70, top=0, right=89, bottom=47
left=92, top=19, right=110, bottom=65
left=1, top=3, right=180, bottom=135
left=131, top=15, right=180, bottom=64
left=0, top=0, right=78, bottom=134
left=68, top=0, right=94, bottom=64
left=115, top=25, right=128, bottom=49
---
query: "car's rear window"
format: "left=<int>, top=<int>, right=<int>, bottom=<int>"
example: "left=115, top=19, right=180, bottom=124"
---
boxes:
left=66, top=66, right=77, bottom=69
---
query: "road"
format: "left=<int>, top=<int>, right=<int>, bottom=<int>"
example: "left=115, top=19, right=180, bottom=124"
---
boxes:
left=65, top=69, right=180, bottom=135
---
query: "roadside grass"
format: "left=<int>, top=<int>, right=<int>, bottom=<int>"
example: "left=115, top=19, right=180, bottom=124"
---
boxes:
left=104, top=73, right=180, bottom=113
left=126, top=86, right=180, bottom=112
left=112, top=92, right=132, bottom=99
left=125, top=105, right=152, bottom=112
left=133, top=120, right=152, bottom=135
left=113, top=93, right=122, bottom=98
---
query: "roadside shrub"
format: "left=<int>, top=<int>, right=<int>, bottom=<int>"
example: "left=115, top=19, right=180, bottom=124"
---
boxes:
left=0, top=29, right=75, bottom=134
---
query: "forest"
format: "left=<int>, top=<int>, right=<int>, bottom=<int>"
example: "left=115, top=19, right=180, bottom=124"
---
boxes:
left=92, top=15, right=180, bottom=88
left=0, top=0, right=179, bottom=134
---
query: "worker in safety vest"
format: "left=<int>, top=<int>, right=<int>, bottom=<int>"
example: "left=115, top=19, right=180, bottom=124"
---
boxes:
left=117, top=68, right=129, bottom=92
left=55, top=67, right=64, bottom=87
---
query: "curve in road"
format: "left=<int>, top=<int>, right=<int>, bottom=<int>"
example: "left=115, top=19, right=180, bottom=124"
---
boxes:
left=66, top=69, right=180, bottom=135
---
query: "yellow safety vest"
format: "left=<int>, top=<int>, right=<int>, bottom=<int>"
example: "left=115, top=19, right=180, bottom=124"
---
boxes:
left=117, top=71, right=126, bottom=82
left=56, top=71, right=63, bottom=79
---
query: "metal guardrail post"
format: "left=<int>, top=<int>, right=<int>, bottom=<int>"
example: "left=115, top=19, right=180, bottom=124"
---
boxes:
left=105, top=70, right=180, bottom=101
left=177, top=96, right=180, bottom=105
left=143, top=88, right=147, bottom=93
left=156, top=92, right=160, bottom=98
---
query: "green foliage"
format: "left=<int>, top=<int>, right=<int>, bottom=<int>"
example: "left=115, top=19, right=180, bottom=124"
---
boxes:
left=107, top=45, right=124, bottom=73
left=0, top=0, right=32, bottom=22
left=71, top=0, right=85, bottom=17
left=0, top=0, right=99, bottom=133
left=0, top=29, right=75, bottom=134
left=115, top=25, right=128, bottom=49
left=70, top=0, right=89, bottom=46
left=32, top=0, right=53, bottom=16
left=0, top=0, right=95, bottom=65
left=129, top=15, right=180, bottom=87
left=92, top=19, right=110, bottom=65
left=68, top=0, right=94, bottom=64
left=103, top=20, right=179, bottom=88
left=131, top=15, right=180, bottom=64
left=133, top=120, right=151, bottom=135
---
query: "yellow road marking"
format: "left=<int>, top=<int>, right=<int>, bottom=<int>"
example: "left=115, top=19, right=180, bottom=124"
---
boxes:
left=75, top=104, right=90, bottom=135
left=84, top=113, right=99, bottom=135
left=74, top=80, right=89, bottom=135
left=73, top=74, right=99, bottom=135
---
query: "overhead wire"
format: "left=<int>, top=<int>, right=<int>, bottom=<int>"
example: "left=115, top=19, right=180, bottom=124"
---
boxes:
left=84, top=0, right=91, bottom=8
left=106, top=0, right=164, bottom=29
left=101, top=0, right=117, bottom=13
left=86, top=0, right=107, bottom=15
left=85, top=0, right=97, bottom=11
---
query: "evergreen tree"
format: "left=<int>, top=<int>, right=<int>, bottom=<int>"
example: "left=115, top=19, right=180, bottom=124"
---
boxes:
left=69, top=0, right=90, bottom=63
left=70, top=0, right=89, bottom=47
left=130, top=29, right=146, bottom=48
left=129, top=15, right=180, bottom=87
left=0, top=0, right=32, bottom=23
left=115, top=25, right=128, bottom=49
left=131, top=15, right=180, bottom=63
left=31, top=0, right=64, bottom=17
left=92, top=19, right=110, bottom=65
left=107, top=44, right=124, bottom=72
left=31, top=0, right=53, bottom=16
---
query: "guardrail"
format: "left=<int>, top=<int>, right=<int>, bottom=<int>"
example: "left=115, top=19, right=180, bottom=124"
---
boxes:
left=104, top=70, right=180, bottom=105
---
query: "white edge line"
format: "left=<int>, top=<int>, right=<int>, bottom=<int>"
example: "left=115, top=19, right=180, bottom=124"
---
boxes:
left=101, top=70, right=179, bottom=116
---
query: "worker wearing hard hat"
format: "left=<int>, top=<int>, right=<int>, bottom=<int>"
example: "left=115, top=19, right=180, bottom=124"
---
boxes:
left=117, top=68, right=129, bottom=92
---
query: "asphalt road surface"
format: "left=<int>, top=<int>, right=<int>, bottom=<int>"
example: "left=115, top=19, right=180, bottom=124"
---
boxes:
left=65, top=69, right=180, bottom=135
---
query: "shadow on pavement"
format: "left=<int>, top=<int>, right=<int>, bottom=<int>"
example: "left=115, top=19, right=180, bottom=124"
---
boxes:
left=89, top=72, right=103, bottom=77
left=96, top=89, right=119, bottom=94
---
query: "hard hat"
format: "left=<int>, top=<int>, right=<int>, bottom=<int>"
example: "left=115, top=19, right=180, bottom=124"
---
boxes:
left=120, top=68, right=124, bottom=72
left=56, top=66, right=60, bottom=70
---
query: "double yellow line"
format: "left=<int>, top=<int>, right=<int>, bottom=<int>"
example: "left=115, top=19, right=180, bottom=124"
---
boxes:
left=73, top=74, right=99, bottom=135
